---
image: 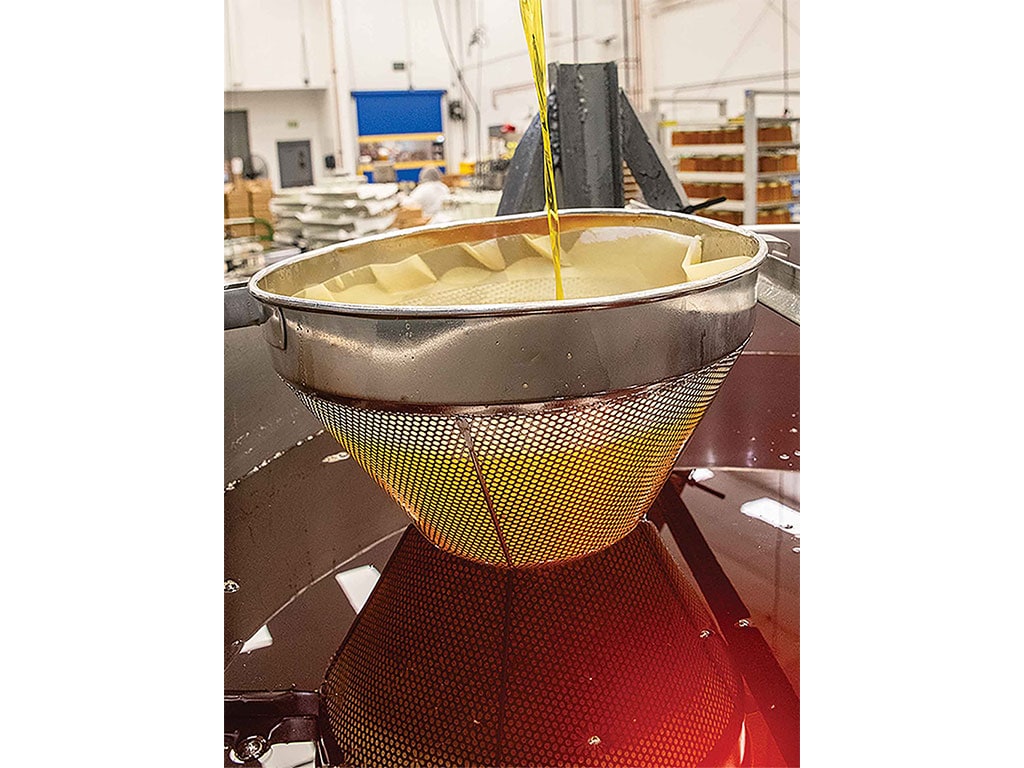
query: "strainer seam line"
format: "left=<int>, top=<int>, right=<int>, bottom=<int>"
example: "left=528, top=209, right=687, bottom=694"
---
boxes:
left=456, top=417, right=515, bottom=567
left=494, top=573, right=515, bottom=766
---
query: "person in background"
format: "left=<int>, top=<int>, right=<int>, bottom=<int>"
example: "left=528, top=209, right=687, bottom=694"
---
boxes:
left=404, top=166, right=451, bottom=219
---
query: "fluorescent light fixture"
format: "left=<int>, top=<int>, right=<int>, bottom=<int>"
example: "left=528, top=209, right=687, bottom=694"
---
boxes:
left=240, top=624, right=273, bottom=654
left=335, top=565, right=381, bottom=614
left=740, top=497, right=800, bottom=537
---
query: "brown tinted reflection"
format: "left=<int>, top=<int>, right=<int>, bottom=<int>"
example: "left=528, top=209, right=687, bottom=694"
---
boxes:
left=321, top=521, right=745, bottom=767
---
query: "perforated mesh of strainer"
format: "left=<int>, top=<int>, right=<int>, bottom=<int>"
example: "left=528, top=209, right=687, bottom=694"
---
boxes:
left=400, top=275, right=633, bottom=306
left=293, top=344, right=743, bottom=567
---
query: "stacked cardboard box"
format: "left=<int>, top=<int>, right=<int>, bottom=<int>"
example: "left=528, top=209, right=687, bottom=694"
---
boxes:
left=224, top=178, right=275, bottom=240
left=248, top=180, right=273, bottom=224
left=224, top=181, right=251, bottom=238
left=393, top=204, right=429, bottom=230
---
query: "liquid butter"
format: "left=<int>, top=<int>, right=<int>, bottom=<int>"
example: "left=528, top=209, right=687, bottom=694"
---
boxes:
left=292, top=226, right=751, bottom=306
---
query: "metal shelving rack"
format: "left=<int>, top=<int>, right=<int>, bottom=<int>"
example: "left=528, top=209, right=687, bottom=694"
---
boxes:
left=743, top=89, right=799, bottom=224
left=662, top=89, right=800, bottom=225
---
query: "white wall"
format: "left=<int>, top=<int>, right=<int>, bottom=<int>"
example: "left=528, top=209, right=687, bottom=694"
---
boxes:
left=644, top=0, right=801, bottom=124
left=333, top=0, right=799, bottom=166
left=223, top=89, right=333, bottom=189
left=458, top=0, right=634, bottom=147
left=337, top=0, right=451, bottom=91
left=226, top=0, right=800, bottom=176
left=332, top=0, right=455, bottom=164
left=331, top=0, right=636, bottom=166
left=225, top=0, right=331, bottom=90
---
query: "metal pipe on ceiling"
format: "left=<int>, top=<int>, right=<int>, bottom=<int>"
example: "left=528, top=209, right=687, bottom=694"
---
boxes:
left=491, top=81, right=535, bottom=110
left=296, top=0, right=312, bottom=86
left=401, top=0, right=414, bottom=88
left=653, top=69, right=800, bottom=93
left=455, top=0, right=468, bottom=158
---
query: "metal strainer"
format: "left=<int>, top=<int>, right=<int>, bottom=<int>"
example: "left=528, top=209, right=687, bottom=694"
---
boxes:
left=249, top=209, right=767, bottom=567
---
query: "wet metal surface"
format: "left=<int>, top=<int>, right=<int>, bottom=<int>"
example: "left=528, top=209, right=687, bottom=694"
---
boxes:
left=224, top=466, right=797, bottom=765
left=654, top=469, right=800, bottom=766
left=224, top=430, right=409, bottom=666
left=619, top=90, right=689, bottom=212
left=225, top=526, right=403, bottom=691
left=680, top=304, right=799, bottom=472
left=554, top=63, right=624, bottom=209
left=224, top=324, right=322, bottom=485
left=224, top=289, right=799, bottom=766
left=224, top=690, right=320, bottom=766
left=664, top=470, right=800, bottom=695
left=319, top=522, right=744, bottom=768
left=497, top=63, right=687, bottom=214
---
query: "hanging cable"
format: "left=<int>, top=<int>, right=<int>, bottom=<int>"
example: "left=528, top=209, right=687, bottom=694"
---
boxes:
left=402, top=0, right=414, bottom=88
left=295, top=0, right=311, bottom=86
left=455, top=0, right=468, bottom=159
left=474, top=17, right=483, bottom=163
left=432, top=0, right=482, bottom=159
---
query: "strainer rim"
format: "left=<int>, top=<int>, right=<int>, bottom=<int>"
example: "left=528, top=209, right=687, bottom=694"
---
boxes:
left=282, top=341, right=745, bottom=414
left=248, top=208, right=768, bottom=318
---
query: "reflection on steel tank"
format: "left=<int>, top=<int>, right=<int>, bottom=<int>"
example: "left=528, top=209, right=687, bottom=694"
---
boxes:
left=320, top=521, right=745, bottom=767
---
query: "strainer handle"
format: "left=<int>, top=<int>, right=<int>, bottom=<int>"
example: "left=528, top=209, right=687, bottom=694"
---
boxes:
left=755, top=239, right=800, bottom=325
left=758, top=233, right=793, bottom=261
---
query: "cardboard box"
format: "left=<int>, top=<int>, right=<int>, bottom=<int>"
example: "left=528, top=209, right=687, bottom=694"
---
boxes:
left=226, top=179, right=279, bottom=239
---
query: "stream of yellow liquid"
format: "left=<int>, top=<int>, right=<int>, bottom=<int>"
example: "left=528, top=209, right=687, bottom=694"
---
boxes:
left=519, top=0, right=565, bottom=300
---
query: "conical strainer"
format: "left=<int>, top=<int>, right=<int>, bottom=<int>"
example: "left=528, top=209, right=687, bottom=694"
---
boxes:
left=249, top=209, right=767, bottom=567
